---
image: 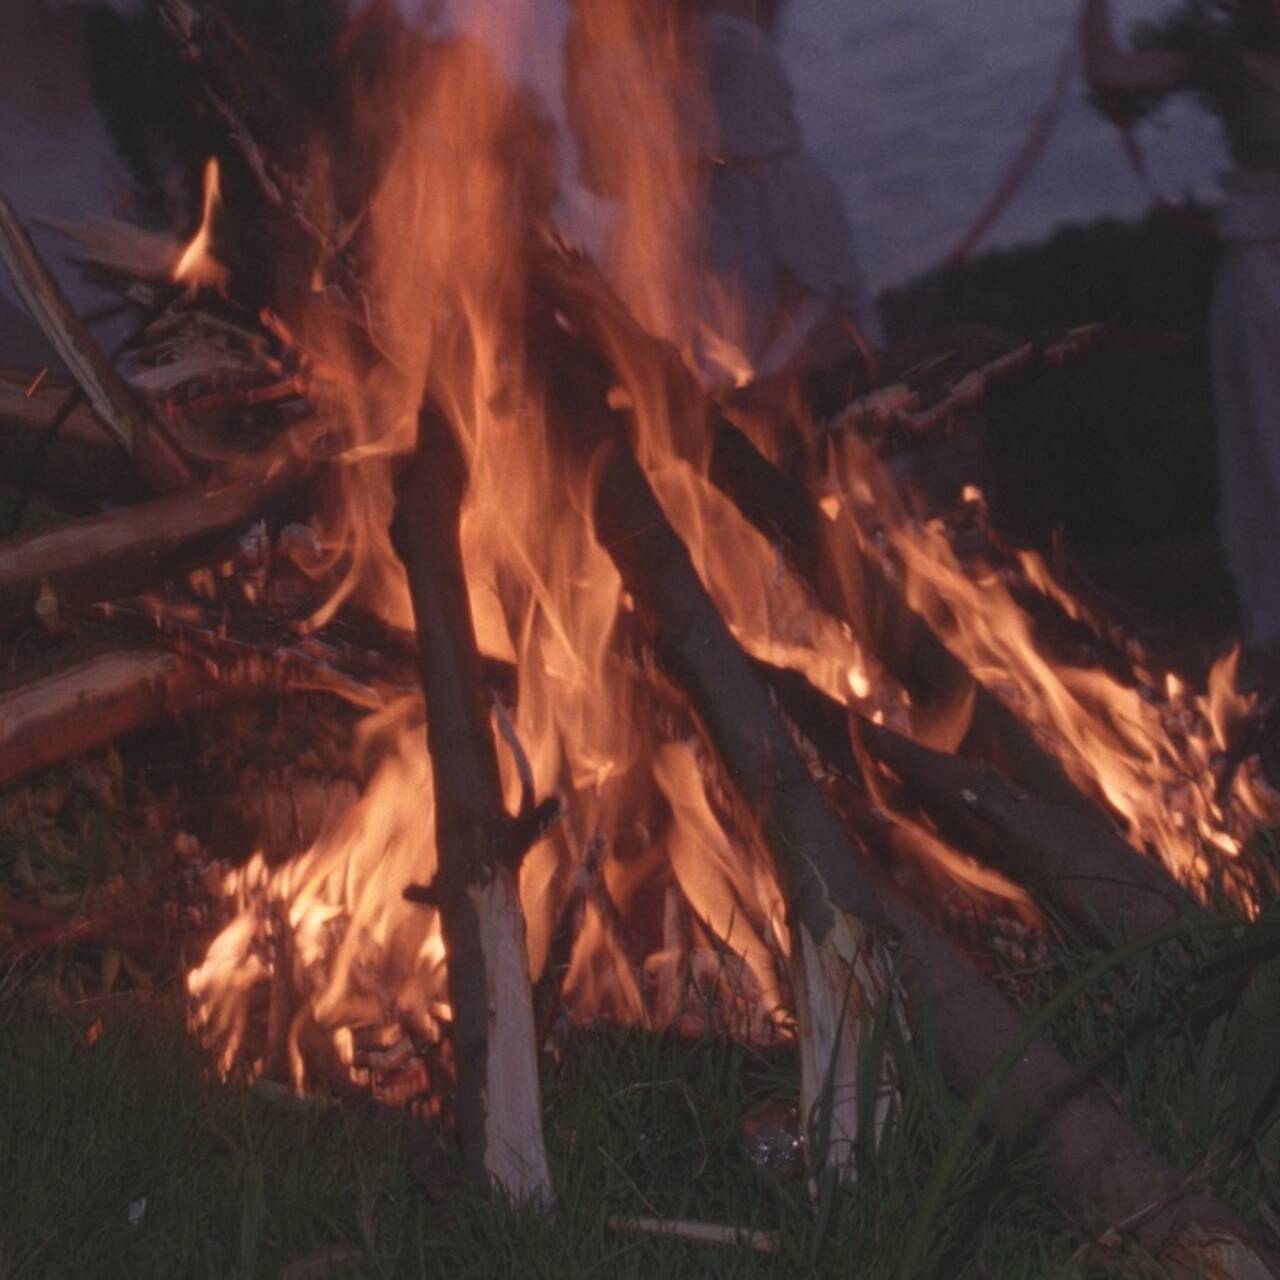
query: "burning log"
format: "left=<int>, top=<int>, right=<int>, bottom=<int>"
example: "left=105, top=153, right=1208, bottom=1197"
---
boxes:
left=861, top=721, right=1199, bottom=946
left=0, top=195, right=195, bottom=495
left=540, top=249, right=1099, bottom=821
left=886, top=894, right=1278, bottom=1276
left=0, top=464, right=305, bottom=630
left=390, top=406, right=553, bottom=1206
left=0, top=648, right=215, bottom=787
left=544, top=337, right=890, bottom=1175
left=750, top=659, right=1198, bottom=948
left=708, top=415, right=1096, bottom=819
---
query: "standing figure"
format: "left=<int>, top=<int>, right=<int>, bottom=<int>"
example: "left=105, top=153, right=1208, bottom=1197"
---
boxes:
left=1081, top=0, right=1280, bottom=664
left=566, top=0, right=881, bottom=393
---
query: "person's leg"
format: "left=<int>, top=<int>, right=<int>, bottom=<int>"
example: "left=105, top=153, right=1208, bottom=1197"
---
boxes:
left=1211, top=242, right=1280, bottom=664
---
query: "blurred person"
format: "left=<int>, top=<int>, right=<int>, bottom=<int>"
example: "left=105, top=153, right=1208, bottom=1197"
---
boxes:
left=1081, top=0, right=1280, bottom=670
left=566, top=0, right=881, bottom=396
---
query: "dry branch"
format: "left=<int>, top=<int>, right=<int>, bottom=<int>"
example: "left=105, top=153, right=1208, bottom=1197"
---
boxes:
left=0, top=371, right=145, bottom=508
left=391, top=405, right=553, bottom=1206
left=886, top=893, right=1278, bottom=1274
left=605, top=1216, right=780, bottom=1253
left=0, top=464, right=304, bottom=629
left=708, top=414, right=1095, bottom=818
left=0, top=649, right=214, bottom=786
left=751, top=659, right=1196, bottom=948
left=0, top=194, right=195, bottom=494
left=543, top=333, right=889, bottom=1176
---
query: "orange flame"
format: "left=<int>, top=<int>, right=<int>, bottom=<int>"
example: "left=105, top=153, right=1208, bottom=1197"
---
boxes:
left=174, top=158, right=230, bottom=295
left=187, top=2, right=1276, bottom=1100
left=824, top=432, right=1274, bottom=909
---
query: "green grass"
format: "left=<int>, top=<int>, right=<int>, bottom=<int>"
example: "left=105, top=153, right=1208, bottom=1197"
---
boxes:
left=13, top=922, right=1275, bottom=1280
left=3, top=726, right=1279, bottom=1277
left=0, top=973, right=1076, bottom=1280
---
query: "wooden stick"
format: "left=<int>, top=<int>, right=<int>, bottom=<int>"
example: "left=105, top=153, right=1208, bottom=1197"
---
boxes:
left=0, top=371, right=145, bottom=509
left=709, top=414, right=1095, bottom=818
left=0, top=194, right=195, bottom=494
left=0, top=464, right=304, bottom=630
left=542, top=332, right=889, bottom=1180
left=885, top=893, right=1277, bottom=1274
left=605, top=1216, right=780, bottom=1253
left=391, top=405, right=553, bottom=1206
left=0, top=649, right=215, bottom=786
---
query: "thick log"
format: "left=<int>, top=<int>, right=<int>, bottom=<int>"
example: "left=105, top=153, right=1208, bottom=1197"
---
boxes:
left=544, top=338, right=890, bottom=1176
left=0, top=465, right=304, bottom=629
left=862, top=720, right=1199, bottom=945
left=886, top=894, right=1277, bottom=1275
left=0, top=649, right=214, bottom=786
left=0, top=371, right=145, bottom=508
left=0, top=193, right=195, bottom=494
left=750, top=658, right=1195, bottom=947
left=391, top=406, right=552, bottom=1206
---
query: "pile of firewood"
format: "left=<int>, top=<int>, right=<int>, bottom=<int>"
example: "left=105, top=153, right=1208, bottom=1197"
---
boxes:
left=1, top=2, right=1277, bottom=1272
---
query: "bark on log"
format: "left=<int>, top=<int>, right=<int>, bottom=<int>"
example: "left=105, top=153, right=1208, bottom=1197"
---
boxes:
left=862, top=720, right=1199, bottom=945
left=0, top=465, right=304, bottom=629
left=749, top=658, right=1196, bottom=947
left=543, top=336, right=890, bottom=1175
left=886, top=893, right=1278, bottom=1276
left=0, top=194, right=195, bottom=494
left=391, top=405, right=553, bottom=1206
left=0, top=371, right=146, bottom=508
left=0, top=648, right=215, bottom=786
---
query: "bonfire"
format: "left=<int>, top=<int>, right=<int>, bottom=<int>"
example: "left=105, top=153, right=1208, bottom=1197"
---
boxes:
left=2, top=1, right=1278, bottom=1273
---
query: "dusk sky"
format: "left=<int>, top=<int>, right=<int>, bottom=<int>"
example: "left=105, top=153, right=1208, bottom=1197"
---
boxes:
left=0, top=0, right=1234, bottom=329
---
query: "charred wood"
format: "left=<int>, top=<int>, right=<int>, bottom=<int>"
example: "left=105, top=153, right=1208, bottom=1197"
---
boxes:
left=708, top=413, right=1095, bottom=818
left=861, top=721, right=1199, bottom=945
left=750, top=658, right=1196, bottom=948
left=536, top=248, right=1099, bottom=821
left=542, top=329, right=890, bottom=1177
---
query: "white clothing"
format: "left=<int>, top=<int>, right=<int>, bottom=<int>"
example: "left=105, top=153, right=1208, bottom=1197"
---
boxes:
left=697, top=14, right=883, bottom=362
left=1213, top=168, right=1280, bottom=649
left=565, top=10, right=881, bottom=386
